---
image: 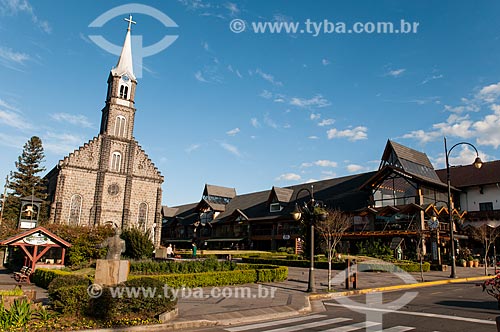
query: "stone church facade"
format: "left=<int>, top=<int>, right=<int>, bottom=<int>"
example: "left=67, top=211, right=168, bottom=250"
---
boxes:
left=45, top=19, right=163, bottom=247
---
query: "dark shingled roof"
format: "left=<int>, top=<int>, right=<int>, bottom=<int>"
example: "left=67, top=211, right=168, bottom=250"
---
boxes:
left=436, top=160, right=500, bottom=188
left=161, top=206, right=178, bottom=218
left=383, top=140, right=434, bottom=169
left=203, top=184, right=236, bottom=199
left=270, top=187, right=294, bottom=203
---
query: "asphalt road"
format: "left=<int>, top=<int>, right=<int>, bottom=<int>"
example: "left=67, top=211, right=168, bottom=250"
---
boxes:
left=194, top=282, right=499, bottom=332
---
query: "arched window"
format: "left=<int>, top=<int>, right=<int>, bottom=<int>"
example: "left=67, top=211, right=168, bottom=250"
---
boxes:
left=114, top=115, right=127, bottom=137
left=138, top=202, right=148, bottom=231
left=119, top=85, right=129, bottom=99
left=119, top=85, right=125, bottom=98
left=124, top=86, right=129, bottom=99
left=111, top=152, right=121, bottom=172
left=69, top=194, right=82, bottom=226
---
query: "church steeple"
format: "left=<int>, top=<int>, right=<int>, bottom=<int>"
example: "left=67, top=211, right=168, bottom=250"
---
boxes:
left=111, top=15, right=136, bottom=81
left=100, top=15, right=138, bottom=138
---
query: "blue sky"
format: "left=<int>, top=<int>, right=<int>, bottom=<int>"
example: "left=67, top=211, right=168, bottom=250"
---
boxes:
left=1, top=0, right=500, bottom=207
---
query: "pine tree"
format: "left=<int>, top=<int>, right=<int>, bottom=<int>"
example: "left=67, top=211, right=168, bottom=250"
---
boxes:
left=2, top=136, right=47, bottom=224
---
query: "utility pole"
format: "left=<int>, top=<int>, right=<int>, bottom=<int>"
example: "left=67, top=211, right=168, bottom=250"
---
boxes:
left=0, top=175, right=8, bottom=226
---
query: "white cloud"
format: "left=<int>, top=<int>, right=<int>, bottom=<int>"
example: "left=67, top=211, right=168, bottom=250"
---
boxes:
left=401, top=130, right=440, bottom=144
left=260, top=90, right=273, bottom=99
left=0, top=47, right=29, bottom=64
left=178, top=0, right=211, bottom=10
left=224, top=2, right=240, bottom=16
left=250, top=118, right=260, bottom=128
left=308, top=135, right=319, bottom=140
left=477, top=82, right=500, bottom=103
left=202, top=41, right=209, bottom=51
left=0, top=109, right=30, bottom=129
left=473, top=104, right=500, bottom=148
left=346, top=164, right=365, bottom=173
left=318, top=119, right=335, bottom=127
left=433, top=145, right=490, bottom=169
left=290, top=94, right=331, bottom=108
left=275, top=173, right=301, bottom=181
left=421, top=74, right=443, bottom=85
left=0, top=132, right=28, bottom=148
left=194, top=71, right=208, bottom=83
left=386, top=68, right=406, bottom=77
left=185, top=144, right=201, bottom=153
left=43, top=132, right=83, bottom=155
left=264, top=113, right=278, bottom=129
left=220, top=142, right=241, bottom=157
left=0, top=98, right=18, bottom=112
left=327, top=126, right=368, bottom=141
left=310, top=113, right=320, bottom=120
left=322, top=58, right=330, bottom=66
left=0, top=0, right=51, bottom=33
left=226, top=127, right=240, bottom=136
left=50, top=113, right=92, bottom=128
left=301, top=160, right=337, bottom=168
left=255, top=68, right=283, bottom=86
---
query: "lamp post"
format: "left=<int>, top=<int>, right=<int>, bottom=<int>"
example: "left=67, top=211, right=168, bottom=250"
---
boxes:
left=444, top=137, right=483, bottom=278
left=291, top=185, right=326, bottom=293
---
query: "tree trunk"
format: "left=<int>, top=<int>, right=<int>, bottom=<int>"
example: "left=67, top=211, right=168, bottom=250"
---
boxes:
left=419, top=237, right=424, bottom=282
left=327, top=246, right=332, bottom=291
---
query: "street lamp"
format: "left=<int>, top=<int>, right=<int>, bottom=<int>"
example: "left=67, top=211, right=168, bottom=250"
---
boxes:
left=444, top=137, right=483, bottom=278
left=290, top=185, right=326, bottom=293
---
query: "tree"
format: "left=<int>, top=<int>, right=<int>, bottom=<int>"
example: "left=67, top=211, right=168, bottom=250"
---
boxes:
left=121, top=227, right=154, bottom=260
left=470, top=223, right=500, bottom=276
left=315, top=208, right=352, bottom=291
left=3, top=136, right=47, bottom=223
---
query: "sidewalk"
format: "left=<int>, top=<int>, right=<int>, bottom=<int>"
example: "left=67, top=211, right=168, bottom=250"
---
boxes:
left=0, top=268, right=47, bottom=301
left=167, top=265, right=493, bottom=330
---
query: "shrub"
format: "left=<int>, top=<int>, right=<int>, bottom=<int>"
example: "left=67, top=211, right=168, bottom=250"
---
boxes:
left=48, top=275, right=91, bottom=296
left=356, top=239, right=393, bottom=258
left=121, top=228, right=154, bottom=260
left=49, top=285, right=89, bottom=315
left=32, top=269, right=71, bottom=289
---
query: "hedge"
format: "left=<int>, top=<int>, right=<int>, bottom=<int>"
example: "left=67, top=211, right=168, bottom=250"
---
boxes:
left=33, top=268, right=72, bottom=289
left=129, top=264, right=288, bottom=288
left=241, top=257, right=347, bottom=270
left=130, top=257, right=237, bottom=274
left=358, top=261, right=431, bottom=273
left=241, top=258, right=430, bottom=273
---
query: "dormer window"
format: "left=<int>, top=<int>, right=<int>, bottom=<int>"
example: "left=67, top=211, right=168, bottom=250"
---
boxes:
left=270, top=203, right=282, bottom=213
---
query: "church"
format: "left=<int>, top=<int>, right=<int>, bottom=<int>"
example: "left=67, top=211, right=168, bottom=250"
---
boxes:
left=45, top=17, right=164, bottom=247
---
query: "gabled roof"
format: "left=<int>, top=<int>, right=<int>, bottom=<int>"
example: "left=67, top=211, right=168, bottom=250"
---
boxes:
left=436, top=160, right=500, bottom=188
left=268, top=186, right=293, bottom=204
left=0, top=226, right=72, bottom=247
left=203, top=184, right=236, bottom=199
left=20, top=195, right=43, bottom=203
left=196, top=199, right=226, bottom=212
left=381, top=140, right=440, bottom=182
left=161, top=206, right=179, bottom=218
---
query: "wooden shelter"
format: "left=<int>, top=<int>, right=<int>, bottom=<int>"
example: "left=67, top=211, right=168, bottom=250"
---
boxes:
left=0, top=226, right=71, bottom=270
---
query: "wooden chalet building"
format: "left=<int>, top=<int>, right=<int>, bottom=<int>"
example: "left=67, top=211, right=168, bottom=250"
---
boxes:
left=161, top=140, right=484, bottom=260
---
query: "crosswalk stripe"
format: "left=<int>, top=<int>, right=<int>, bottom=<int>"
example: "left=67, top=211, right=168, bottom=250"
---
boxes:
left=321, top=321, right=379, bottom=332
left=382, top=327, right=415, bottom=332
left=225, top=314, right=328, bottom=332
left=246, top=317, right=352, bottom=332
left=325, top=303, right=496, bottom=325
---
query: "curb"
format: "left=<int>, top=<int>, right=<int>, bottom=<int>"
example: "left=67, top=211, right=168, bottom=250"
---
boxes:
left=309, top=275, right=492, bottom=300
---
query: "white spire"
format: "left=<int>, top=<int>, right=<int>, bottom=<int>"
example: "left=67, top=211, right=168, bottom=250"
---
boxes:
left=111, top=15, right=136, bottom=80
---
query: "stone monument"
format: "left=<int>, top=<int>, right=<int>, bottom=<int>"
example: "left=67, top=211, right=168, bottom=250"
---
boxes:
left=94, top=228, right=129, bottom=286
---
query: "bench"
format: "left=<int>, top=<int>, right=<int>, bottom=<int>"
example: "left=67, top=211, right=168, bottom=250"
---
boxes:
left=13, top=266, right=32, bottom=283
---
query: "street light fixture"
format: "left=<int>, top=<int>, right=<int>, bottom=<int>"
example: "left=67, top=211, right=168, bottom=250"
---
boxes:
left=290, top=185, right=326, bottom=293
left=444, top=137, right=483, bottom=278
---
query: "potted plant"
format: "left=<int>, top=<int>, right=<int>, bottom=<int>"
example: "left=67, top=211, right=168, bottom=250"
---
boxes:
left=467, top=255, right=474, bottom=267
left=474, top=258, right=480, bottom=268
left=458, top=258, right=466, bottom=267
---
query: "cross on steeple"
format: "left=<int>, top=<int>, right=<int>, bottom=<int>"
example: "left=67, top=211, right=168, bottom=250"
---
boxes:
left=124, top=15, right=136, bottom=31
